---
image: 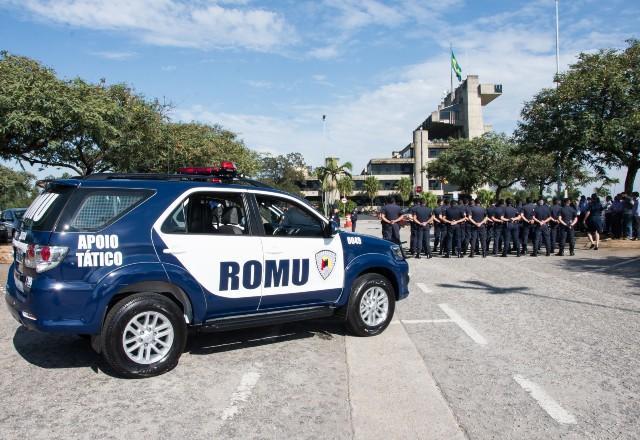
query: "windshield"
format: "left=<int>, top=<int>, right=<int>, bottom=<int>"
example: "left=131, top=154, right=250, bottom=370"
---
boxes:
left=13, top=209, right=26, bottom=220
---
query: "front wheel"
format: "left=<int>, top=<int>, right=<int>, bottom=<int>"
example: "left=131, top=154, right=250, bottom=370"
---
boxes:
left=101, top=293, right=187, bottom=378
left=346, top=274, right=395, bottom=336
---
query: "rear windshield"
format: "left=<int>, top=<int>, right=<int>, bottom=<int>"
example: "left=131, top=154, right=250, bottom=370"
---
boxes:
left=21, top=186, right=74, bottom=232
left=14, top=209, right=26, bottom=220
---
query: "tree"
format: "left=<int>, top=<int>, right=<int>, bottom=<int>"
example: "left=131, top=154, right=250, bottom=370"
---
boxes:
left=255, top=152, right=306, bottom=194
left=315, top=158, right=352, bottom=215
left=475, top=189, right=494, bottom=207
left=336, top=174, right=354, bottom=199
left=0, top=164, right=38, bottom=209
left=0, top=52, right=69, bottom=160
left=395, top=177, right=413, bottom=207
left=427, top=133, right=524, bottom=199
left=362, top=175, right=379, bottom=208
left=518, top=39, right=640, bottom=193
left=420, top=191, right=438, bottom=208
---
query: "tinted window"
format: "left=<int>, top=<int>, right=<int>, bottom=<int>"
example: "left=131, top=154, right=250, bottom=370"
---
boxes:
left=162, top=192, right=248, bottom=235
left=22, top=186, right=75, bottom=232
left=255, top=194, right=324, bottom=237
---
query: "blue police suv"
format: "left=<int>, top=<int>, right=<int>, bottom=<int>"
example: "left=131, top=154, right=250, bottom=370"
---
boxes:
left=5, top=163, right=409, bottom=377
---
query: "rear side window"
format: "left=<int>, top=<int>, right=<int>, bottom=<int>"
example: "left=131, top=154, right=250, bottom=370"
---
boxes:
left=57, top=189, right=153, bottom=232
left=22, top=186, right=74, bottom=232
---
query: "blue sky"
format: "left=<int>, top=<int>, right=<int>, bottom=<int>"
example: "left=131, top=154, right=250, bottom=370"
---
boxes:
left=1, top=0, right=638, bottom=191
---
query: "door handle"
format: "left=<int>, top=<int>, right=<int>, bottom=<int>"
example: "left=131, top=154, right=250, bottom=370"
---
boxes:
left=163, top=248, right=186, bottom=255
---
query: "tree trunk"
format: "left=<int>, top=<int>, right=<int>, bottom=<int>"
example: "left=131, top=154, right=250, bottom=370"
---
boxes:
left=495, top=186, right=504, bottom=200
left=624, top=162, right=638, bottom=194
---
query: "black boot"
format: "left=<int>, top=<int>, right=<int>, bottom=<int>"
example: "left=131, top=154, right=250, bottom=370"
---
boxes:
left=469, top=253, right=475, bottom=258
left=415, top=253, right=421, bottom=259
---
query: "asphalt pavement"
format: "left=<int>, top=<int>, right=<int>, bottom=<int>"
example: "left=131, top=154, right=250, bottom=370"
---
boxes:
left=1, top=222, right=639, bottom=439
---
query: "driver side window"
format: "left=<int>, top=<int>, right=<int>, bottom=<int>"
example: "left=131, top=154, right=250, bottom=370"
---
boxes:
left=255, top=195, right=324, bottom=238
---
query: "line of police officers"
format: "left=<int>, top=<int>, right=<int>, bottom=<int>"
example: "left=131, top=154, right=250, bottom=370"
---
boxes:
left=380, top=196, right=579, bottom=259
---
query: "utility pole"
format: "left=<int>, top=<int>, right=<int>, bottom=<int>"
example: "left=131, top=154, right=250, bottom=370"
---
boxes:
left=554, top=0, right=563, bottom=197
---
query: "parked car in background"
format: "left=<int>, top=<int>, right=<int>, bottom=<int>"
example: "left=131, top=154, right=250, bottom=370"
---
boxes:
left=1, top=208, right=27, bottom=242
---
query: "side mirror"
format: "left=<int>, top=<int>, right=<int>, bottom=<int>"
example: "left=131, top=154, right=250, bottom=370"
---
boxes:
left=323, top=221, right=338, bottom=238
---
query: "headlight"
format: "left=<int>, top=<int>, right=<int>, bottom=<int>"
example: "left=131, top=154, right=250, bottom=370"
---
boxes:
left=391, top=244, right=405, bottom=261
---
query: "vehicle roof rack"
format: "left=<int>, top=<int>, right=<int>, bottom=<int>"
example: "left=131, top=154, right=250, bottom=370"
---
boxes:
left=81, top=173, right=272, bottom=188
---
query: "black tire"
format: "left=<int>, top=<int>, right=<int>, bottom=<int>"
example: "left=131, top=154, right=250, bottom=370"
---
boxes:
left=101, top=293, right=187, bottom=378
left=346, top=273, right=395, bottom=337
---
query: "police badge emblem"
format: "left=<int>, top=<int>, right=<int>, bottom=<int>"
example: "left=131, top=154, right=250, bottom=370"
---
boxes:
left=315, top=250, right=337, bottom=280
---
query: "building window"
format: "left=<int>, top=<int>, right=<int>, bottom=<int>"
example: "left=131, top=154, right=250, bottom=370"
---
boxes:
left=428, top=148, right=445, bottom=159
left=428, top=180, right=441, bottom=191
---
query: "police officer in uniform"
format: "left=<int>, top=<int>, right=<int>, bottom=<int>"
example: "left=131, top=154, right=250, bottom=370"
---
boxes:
left=432, top=199, right=443, bottom=253
left=439, top=199, right=451, bottom=255
left=501, top=199, right=522, bottom=257
left=520, top=198, right=536, bottom=254
left=381, top=196, right=402, bottom=244
left=557, top=198, right=578, bottom=256
left=350, top=208, right=358, bottom=232
left=412, top=199, right=434, bottom=258
left=468, top=199, right=488, bottom=258
left=532, top=197, right=552, bottom=256
left=491, top=199, right=506, bottom=255
left=549, top=198, right=562, bottom=253
left=461, top=198, right=471, bottom=255
left=408, top=202, right=417, bottom=254
left=444, top=200, right=465, bottom=258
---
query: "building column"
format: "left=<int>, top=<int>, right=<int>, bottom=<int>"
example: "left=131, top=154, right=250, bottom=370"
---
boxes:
left=413, top=129, right=428, bottom=191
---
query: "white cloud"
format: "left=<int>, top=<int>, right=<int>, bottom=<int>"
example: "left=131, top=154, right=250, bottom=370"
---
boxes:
left=9, top=0, right=293, bottom=52
left=312, top=74, right=326, bottom=81
left=245, top=80, right=273, bottom=89
left=90, top=50, right=136, bottom=60
left=161, top=65, right=177, bottom=71
left=308, top=45, right=340, bottom=60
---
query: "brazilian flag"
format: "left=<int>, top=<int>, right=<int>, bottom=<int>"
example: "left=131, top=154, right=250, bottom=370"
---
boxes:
left=451, top=50, right=462, bottom=82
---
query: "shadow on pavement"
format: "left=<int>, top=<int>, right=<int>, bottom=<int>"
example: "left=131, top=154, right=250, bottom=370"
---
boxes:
left=189, top=318, right=347, bottom=355
left=12, top=326, right=106, bottom=373
left=12, top=318, right=347, bottom=372
left=555, top=255, right=640, bottom=289
left=436, top=279, right=640, bottom=315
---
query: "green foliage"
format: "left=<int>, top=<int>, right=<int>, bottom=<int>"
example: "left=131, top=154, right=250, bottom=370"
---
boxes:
left=0, top=51, right=260, bottom=177
left=256, top=152, right=306, bottom=194
left=0, top=164, right=38, bottom=209
left=395, top=177, right=413, bottom=205
left=517, top=39, right=640, bottom=193
left=316, top=158, right=352, bottom=215
left=337, top=199, right=357, bottom=215
left=362, top=175, right=379, bottom=207
left=419, top=191, right=438, bottom=208
left=475, top=189, right=495, bottom=207
left=427, top=133, right=524, bottom=199
left=336, top=175, right=354, bottom=198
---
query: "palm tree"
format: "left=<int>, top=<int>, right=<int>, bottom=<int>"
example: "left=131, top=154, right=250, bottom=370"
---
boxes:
left=316, top=157, right=352, bottom=215
left=363, top=175, right=379, bottom=209
left=395, top=177, right=413, bottom=207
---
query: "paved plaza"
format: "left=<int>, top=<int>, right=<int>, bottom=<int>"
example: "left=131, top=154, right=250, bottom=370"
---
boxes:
left=1, top=221, right=639, bottom=439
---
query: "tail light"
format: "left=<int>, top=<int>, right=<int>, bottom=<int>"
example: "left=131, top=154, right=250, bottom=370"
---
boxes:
left=25, top=244, right=68, bottom=273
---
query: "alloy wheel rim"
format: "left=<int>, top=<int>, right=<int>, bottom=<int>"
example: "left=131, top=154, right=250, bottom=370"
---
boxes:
left=122, top=311, right=174, bottom=365
left=359, top=286, right=389, bottom=326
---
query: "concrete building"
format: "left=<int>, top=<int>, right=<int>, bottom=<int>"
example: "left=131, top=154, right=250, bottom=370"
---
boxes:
left=300, top=75, right=502, bottom=202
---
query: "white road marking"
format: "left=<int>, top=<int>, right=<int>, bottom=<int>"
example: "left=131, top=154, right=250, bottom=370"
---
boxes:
left=416, top=283, right=431, bottom=294
left=221, top=365, right=262, bottom=421
left=513, top=375, right=577, bottom=425
left=402, top=319, right=453, bottom=324
left=438, top=303, right=488, bottom=345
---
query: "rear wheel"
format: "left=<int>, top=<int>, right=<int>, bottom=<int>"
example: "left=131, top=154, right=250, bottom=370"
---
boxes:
left=101, top=293, right=187, bottom=378
left=346, top=273, right=395, bottom=336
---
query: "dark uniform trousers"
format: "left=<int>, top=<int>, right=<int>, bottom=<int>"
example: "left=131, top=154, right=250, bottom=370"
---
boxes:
left=493, top=223, right=504, bottom=254
left=470, top=225, right=487, bottom=256
left=448, top=224, right=463, bottom=255
left=520, top=221, right=534, bottom=253
left=559, top=225, right=575, bottom=254
left=382, top=223, right=401, bottom=244
left=409, top=223, right=416, bottom=253
left=413, top=224, right=431, bottom=255
left=535, top=223, right=551, bottom=255
left=503, top=222, right=520, bottom=256
left=439, top=224, right=449, bottom=254
left=549, top=222, right=559, bottom=252
left=462, top=223, right=471, bottom=253
left=433, top=223, right=442, bottom=251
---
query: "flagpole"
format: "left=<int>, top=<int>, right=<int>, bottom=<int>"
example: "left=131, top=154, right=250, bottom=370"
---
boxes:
left=554, top=0, right=562, bottom=197
left=449, top=42, right=453, bottom=99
